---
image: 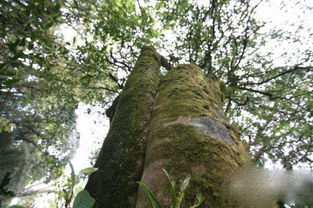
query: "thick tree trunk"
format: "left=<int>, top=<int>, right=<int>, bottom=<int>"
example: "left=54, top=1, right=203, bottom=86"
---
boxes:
left=135, top=64, right=250, bottom=207
left=85, top=47, right=162, bottom=208
left=86, top=47, right=250, bottom=208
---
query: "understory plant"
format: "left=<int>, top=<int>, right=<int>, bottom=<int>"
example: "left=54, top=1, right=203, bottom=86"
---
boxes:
left=138, top=169, right=204, bottom=208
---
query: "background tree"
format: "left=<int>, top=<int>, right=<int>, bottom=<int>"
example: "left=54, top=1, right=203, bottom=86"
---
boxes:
left=0, top=0, right=76, bottom=203
left=0, top=0, right=113, bottom=204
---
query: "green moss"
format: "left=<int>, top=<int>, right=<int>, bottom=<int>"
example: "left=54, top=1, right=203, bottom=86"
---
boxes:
left=87, top=58, right=250, bottom=208
left=145, top=124, right=248, bottom=207
left=149, top=65, right=224, bottom=127
left=140, top=64, right=250, bottom=207
left=85, top=47, right=163, bottom=208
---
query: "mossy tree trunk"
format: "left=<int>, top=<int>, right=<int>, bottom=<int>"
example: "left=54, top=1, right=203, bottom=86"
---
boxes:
left=86, top=47, right=250, bottom=208
left=85, top=47, right=162, bottom=208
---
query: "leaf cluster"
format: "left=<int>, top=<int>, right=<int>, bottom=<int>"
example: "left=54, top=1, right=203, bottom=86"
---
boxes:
left=138, top=169, right=204, bottom=208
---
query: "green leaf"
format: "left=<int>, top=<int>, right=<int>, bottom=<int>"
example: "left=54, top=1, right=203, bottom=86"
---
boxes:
left=189, top=193, right=204, bottom=208
left=28, top=42, right=34, bottom=50
left=162, top=169, right=177, bottom=207
left=78, top=167, right=98, bottom=176
left=2, top=79, right=20, bottom=87
left=181, top=177, right=190, bottom=191
left=73, top=190, right=96, bottom=208
left=137, top=182, right=163, bottom=208
left=10, top=61, right=21, bottom=68
left=176, top=177, right=190, bottom=208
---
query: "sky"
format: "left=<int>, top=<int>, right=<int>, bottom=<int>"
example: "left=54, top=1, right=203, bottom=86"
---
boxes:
left=71, top=103, right=109, bottom=173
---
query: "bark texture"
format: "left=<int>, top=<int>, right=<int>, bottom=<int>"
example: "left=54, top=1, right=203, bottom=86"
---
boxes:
left=86, top=47, right=251, bottom=208
left=135, top=64, right=250, bottom=208
left=85, top=46, right=161, bottom=208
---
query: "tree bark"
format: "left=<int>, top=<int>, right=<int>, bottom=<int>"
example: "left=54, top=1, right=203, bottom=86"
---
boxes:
left=86, top=47, right=251, bottom=207
left=135, top=64, right=250, bottom=207
left=85, top=46, right=162, bottom=208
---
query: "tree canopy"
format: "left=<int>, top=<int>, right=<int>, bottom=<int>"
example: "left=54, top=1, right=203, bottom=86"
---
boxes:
left=1, top=0, right=312, bottom=206
left=1, top=0, right=78, bottom=201
left=68, top=0, right=313, bottom=169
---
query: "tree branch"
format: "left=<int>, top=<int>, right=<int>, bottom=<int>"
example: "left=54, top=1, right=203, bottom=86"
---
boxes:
left=241, top=66, right=312, bottom=86
left=107, top=72, right=123, bottom=89
left=160, top=55, right=172, bottom=71
left=237, top=86, right=273, bottom=97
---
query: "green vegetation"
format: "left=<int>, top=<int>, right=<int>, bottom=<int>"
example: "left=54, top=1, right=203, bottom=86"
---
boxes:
left=1, top=0, right=313, bottom=207
left=138, top=169, right=204, bottom=208
left=72, top=190, right=95, bottom=208
left=1, top=0, right=78, bottom=203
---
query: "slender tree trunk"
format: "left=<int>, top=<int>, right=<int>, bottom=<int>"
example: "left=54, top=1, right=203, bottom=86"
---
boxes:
left=86, top=47, right=250, bottom=208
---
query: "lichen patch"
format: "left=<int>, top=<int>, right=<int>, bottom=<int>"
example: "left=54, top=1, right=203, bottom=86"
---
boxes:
left=163, top=116, right=191, bottom=127
left=164, top=116, right=235, bottom=145
left=190, top=117, right=236, bottom=145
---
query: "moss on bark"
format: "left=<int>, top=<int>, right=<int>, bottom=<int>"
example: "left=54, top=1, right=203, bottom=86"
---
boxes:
left=85, top=46, right=162, bottom=208
left=136, top=64, right=250, bottom=208
left=86, top=48, right=251, bottom=208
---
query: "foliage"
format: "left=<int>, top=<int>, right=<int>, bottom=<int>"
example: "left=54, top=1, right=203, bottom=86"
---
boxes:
left=138, top=169, right=204, bottom=208
left=0, top=0, right=111, bottom=202
left=72, top=190, right=95, bottom=208
left=0, top=0, right=77, bottom=200
left=52, top=165, right=98, bottom=208
left=66, top=0, right=161, bottom=87
left=2, top=0, right=116, bottom=205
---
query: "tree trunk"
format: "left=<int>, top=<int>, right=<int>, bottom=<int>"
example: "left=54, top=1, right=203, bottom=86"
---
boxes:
left=85, top=46, right=162, bottom=208
left=86, top=47, right=250, bottom=208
